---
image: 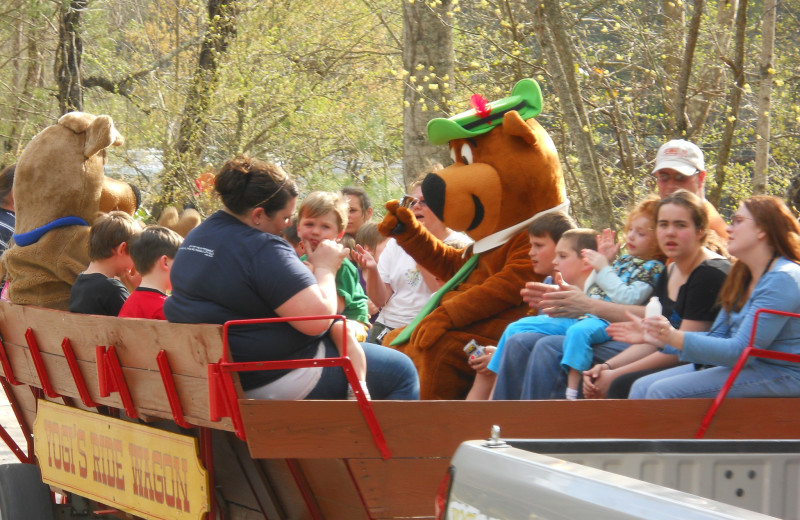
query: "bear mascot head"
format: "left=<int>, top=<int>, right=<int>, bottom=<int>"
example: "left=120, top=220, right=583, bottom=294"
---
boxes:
left=2, top=112, right=139, bottom=310
left=378, top=79, right=569, bottom=399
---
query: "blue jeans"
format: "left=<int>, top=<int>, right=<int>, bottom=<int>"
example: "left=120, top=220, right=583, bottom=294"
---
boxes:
left=487, top=318, right=573, bottom=373
left=306, top=341, right=420, bottom=400
left=492, top=334, right=628, bottom=400
left=629, top=361, right=800, bottom=399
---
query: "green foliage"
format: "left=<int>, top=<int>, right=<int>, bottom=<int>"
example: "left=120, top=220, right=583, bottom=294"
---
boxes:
left=1, top=0, right=800, bottom=229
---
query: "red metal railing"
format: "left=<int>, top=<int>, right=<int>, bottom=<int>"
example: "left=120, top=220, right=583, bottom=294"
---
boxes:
left=0, top=312, right=391, bottom=520
left=696, top=308, right=800, bottom=438
left=208, top=315, right=391, bottom=459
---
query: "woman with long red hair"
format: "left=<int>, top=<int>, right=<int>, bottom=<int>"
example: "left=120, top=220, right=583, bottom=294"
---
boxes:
left=632, top=195, right=800, bottom=398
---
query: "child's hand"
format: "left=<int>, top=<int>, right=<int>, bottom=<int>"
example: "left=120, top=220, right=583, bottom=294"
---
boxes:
left=597, top=228, right=619, bottom=262
left=605, top=310, right=646, bottom=344
left=353, top=245, right=377, bottom=271
left=468, top=346, right=496, bottom=375
left=306, top=239, right=347, bottom=273
left=521, top=281, right=559, bottom=309
left=582, top=248, right=609, bottom=272
left=119, top=267, right=141, bottom=291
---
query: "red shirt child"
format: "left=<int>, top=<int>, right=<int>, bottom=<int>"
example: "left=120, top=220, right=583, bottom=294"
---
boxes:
left=118, top=226, right=183, bottom=320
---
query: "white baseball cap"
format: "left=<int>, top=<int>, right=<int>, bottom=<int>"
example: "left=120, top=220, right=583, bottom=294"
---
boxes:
left=652, top=139, right=705, bottom=176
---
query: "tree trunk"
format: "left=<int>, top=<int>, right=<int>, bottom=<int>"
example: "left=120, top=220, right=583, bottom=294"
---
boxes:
left=753, top=0, right=777, bottom=194
left=7, top=32, right=41, bottom=155
left=535, top=0, right=614, bottom=230
left=165, top=0, right=237, bottom=202
left=673, top=0, right=704, bottom=137
left=687, top=0, right=738, bottom=137
left=402, top=0, right=453, bottom=188
left=709, top=0, right=748, bottom=206
left=663, top=0, right=685, bottom=136
left=55, top=0, right=88, bottom=115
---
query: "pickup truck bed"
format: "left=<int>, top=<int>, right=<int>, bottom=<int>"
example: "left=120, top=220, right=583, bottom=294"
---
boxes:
left=446, top=439, right=797, bottom=519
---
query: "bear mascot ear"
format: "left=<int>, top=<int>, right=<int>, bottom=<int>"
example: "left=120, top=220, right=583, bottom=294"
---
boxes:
left=60, top=113, right=125, bottom=159
left=503, top=110, right=538, bottom=146
left=158, top=205, right=202, bottom=238
left=85, top=115, right=124, bottom=158
left=58, top=112, right=125, bottom=158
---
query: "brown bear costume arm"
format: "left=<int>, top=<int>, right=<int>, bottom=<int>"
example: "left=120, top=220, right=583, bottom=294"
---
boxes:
left=440, top=231, right=532, bottom=329
left=379, top=202, right=467, bottom=281
left=393, top=226, right=467, bottom=282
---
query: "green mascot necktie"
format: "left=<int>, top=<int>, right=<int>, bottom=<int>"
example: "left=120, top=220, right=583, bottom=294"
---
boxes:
left=390, top=253, right=480, bottom=346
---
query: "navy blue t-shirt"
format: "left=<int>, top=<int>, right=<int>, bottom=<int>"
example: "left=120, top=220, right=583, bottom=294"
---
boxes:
left=164, top=211, right=321, bottom=389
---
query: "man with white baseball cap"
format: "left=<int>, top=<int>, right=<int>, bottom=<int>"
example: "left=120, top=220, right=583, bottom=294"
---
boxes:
left=652, top=139, right=728, bottom=241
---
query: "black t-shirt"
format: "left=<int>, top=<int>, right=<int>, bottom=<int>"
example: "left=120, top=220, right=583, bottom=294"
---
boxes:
left=164, top=211, right=321, bottom=390
left=654, top=257, right=731, bottom=327
left=69, top=273, right=130, bottom=316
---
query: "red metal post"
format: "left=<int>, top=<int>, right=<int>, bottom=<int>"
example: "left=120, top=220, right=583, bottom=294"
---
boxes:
left=96, top=346, right=138, bottom=418
left=156, top=350, right=192, bottom=428
left=0, top=336, right=21, bottom=385
left=104, top=346, right=138, bottom=419
left=61, top=338, right=99, bottom=407
left=24, top=328, right=60, bottom=398
left=96, top=346, right=109, bottom=397
left=199, top=427, right=217, bottom=520
left=285, top=459, right=324, bottom=520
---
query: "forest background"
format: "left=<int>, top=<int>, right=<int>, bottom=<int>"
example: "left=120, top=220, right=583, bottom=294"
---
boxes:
left=0, top=0, right=796, bottom=229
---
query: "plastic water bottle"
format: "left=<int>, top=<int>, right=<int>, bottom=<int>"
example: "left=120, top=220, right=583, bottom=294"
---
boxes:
left=644, top=296, right=662, bottom=344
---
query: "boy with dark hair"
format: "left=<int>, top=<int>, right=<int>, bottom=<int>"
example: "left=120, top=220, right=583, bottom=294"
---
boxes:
left=69, top=211, right=140, bottom=316
left=281, top=217, right=305, bottom=257
left=465, top=212, right=577, bottom=399
left=118, top=226, right=183, bottom=320
left=526, top=211, right=577, bottom=284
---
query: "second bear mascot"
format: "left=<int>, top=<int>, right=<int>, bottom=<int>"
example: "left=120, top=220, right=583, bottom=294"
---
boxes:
left=379, top=79, right=568, bottom=399
left=3, top=112, right=139, bottom=310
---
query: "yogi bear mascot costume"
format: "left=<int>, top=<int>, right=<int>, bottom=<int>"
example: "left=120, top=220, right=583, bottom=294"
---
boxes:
left=379, top=79, right=569, bottom=400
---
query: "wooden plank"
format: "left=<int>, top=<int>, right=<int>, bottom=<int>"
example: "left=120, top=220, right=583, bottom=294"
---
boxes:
left=297, top=459, right=370, bottom=520
left=0, top=301, right=225, bottom=376
left=240, top=399, right=800, bottom=459
left=349, top=458, right=448, bottom=519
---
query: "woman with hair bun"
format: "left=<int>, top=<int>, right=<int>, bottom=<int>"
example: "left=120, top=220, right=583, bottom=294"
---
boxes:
left=165, top=156, right=419, bottom=400
left=632, top=195, right=800, bottom=398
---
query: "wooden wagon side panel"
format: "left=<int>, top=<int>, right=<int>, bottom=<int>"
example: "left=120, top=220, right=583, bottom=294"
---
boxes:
left=0, top=301, right=234, bottom=431
left=239, top=399, right=800, bottom=460
left=349, top=458, right=449, bottom=519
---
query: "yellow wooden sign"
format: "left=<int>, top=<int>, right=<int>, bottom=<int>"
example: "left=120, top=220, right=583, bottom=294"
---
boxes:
left=34, top=400, right=208, bottom=520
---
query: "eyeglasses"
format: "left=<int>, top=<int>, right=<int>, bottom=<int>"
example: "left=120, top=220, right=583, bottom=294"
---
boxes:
left=731, top=215, right=753, bottom=227
left=655, top=171, right=699, bottom=183
left=400, top=195, right=427, bottom=209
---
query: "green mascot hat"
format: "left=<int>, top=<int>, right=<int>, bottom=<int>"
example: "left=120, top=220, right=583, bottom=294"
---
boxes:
left=427, top=78, right=543, bottom=146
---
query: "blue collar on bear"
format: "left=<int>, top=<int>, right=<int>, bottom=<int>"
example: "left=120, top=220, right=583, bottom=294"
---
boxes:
left=12, top=216, right=89, bottom=247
